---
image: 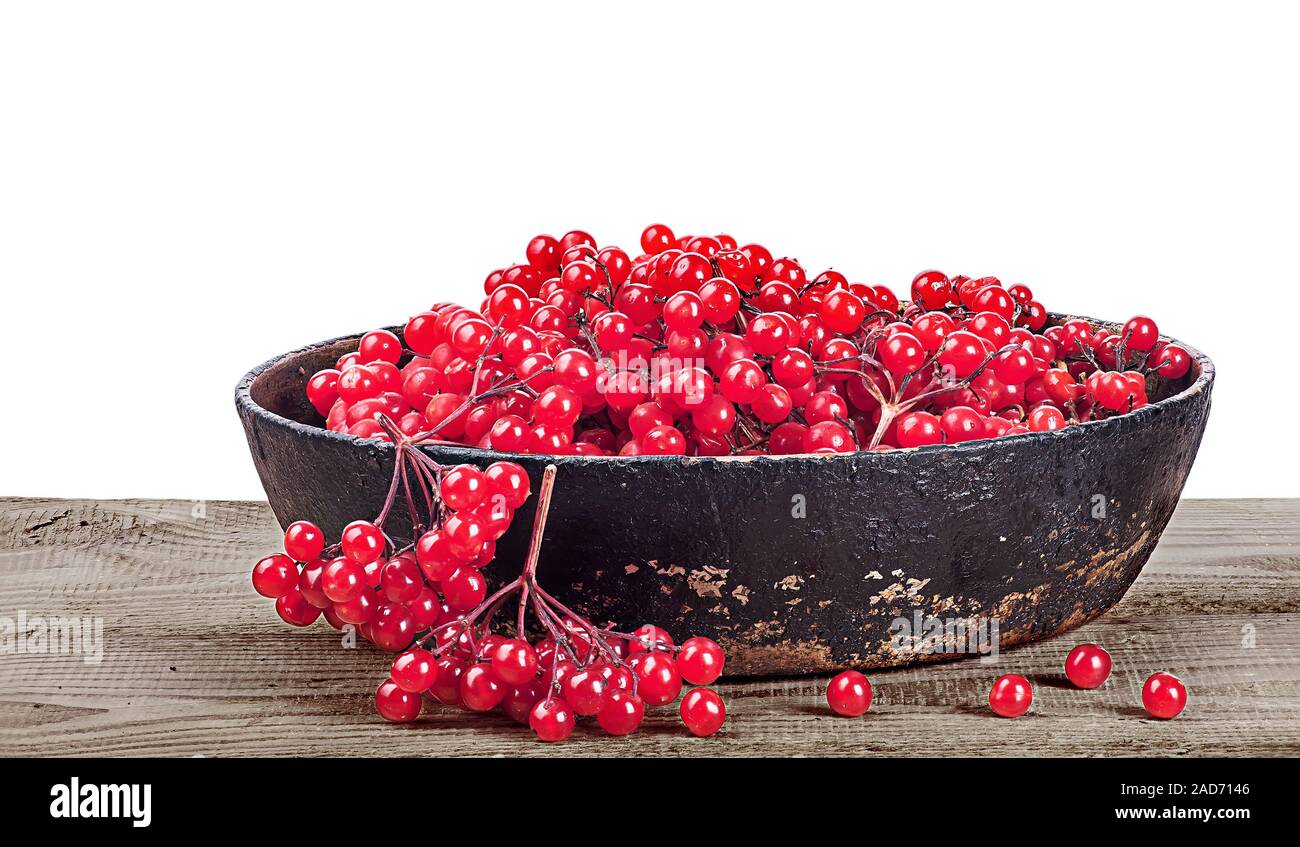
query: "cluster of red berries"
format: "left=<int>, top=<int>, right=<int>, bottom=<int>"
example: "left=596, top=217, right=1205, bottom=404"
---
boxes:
left=380, top=621, right=727, bottom=741
left=825, top=643, right=1187, bottom=720
left=251, top=442, right=531, bottom=652
left=302, top=224, right=1193, bottom=457
left=253, top=454, right=729, bottom=741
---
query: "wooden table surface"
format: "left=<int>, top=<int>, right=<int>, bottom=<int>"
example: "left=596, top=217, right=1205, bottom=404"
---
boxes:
left=1, top=497, right=1297, bottom=757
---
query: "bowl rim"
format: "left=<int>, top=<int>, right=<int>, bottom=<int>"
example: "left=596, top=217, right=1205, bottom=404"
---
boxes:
left=235, top=314, right=1215, bottom=466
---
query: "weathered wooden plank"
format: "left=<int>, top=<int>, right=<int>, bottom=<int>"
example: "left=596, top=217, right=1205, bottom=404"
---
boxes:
left=1, top=497, right=1298, bottom=757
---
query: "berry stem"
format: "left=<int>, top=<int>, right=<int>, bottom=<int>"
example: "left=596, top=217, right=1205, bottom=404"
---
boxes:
left=521, top=464, right=558, bottom=583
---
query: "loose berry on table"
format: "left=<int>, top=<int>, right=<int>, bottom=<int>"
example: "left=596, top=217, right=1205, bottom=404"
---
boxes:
left=989, top=673, right=1033, bottom=718
left=1141, top=671, right=1187, bottom=719
left=826, top=670, right=873, bottom=717
left=1065, top=643, right=1112, bottom=689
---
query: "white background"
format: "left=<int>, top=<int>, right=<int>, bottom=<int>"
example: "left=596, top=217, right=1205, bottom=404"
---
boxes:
left=2, top=1, right=1296, bottom=499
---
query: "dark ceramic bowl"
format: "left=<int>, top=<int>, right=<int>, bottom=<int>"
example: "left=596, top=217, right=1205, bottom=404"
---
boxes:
left=236, top=318, right=1213, bottom=676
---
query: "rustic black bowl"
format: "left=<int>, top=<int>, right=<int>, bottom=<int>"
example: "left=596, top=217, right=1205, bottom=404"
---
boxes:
left=236, top=318, right=1213, bottom=676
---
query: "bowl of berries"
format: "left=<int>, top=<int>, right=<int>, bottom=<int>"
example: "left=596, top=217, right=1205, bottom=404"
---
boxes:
left=237, top=225, right=1213, bottom=687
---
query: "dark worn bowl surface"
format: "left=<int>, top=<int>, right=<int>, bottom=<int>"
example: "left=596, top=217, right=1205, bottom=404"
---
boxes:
left=236, top=318, right=1214, bottom=676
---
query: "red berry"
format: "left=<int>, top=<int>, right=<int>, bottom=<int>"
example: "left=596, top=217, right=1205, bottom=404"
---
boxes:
left=690, top=396, right=736, bottom=437
left=533, top=384, right=583, bottom=428
left=484, top=461, right=531, bottom=509
left=407, top=587, right=441, bottom=628
left=896, top=411, right=942, bottom=448
left=878, top=331, right=926, bottom=375
left=442, top=566, right=486, bottom=611
left=766, top=257, right=806, bottom=288
left=972, top=286, right=1014, bottom=321
left=719, top=359, right=767, bottom=404
left=911, top=270, right=952, bottom=310
left=336, top=365, right=378, bottom=404
left=414, top=529, right=456, bottom=582
left=592, top=311, right=633, bottom=351
left=275, top=587, right=321, bottom=626
left=751, top=383, right=793, bottom=424
left=283, top=521, right=325, bottom=562
left=820, top=290, right=866, bottom=334
left=560, top=230, right=595, bottom=252
left=1153, top=344, right=1191, bottom=378
left=376, top=678, right=421, bottom=722
left=745, top=313, right=792, bottom=356
left=391, top=648, right=437, bottom=693
left=359, top=329, right=403, bottom=365
left=460, top=663, right=506, bottom=711
left=306, top=369, right=341, bottom=415
left=826, top=670, right=872, bottom=717
left=322, top=557, right=366, bottom=603
left=563, top=666, right=609, bottom=716
left=641, top=424, right=687, bottom=456
left=1122, top=315, right=1160, bottom=352
left=443, top=512, right=486, bottom=559
left=340, top=520, right=385, bottom=564
left=1007, top=283, right=1034, bottom=303
left=501, top=679, right=545, bottom=725
left=553, top=348, right=598, bottom=394
left=529, top=697, right=575, bottom=742
left=804, top=420, right=854, bottom=452
left=938, top=331, right=986, bottom=378
left=629, top=624, right=674, bottom=653
left=663, top=290, right=704, bottom=331
left=439, top=465, right=487, bottom=511
left=678, top=637, right=725, bottom=685
left=1019, top=300, right=1048, bottom=331
left=992, top=348, right=1036, bottom=385
left=297, top=558, right=331, bottom=608
left=635, top=653, right=683, bottom=706
left=1028, top=405, right=1066, bottom=432
left=369, top=602, right=416, bottom=652
left=679, top=687, right=726, bottom=736
left=490, top=638, right=539, bottom=686
left=332, top=589, right=378, bottom=626
left=1065, top=643, right=1112, bottom=689
left=739, top=243, right=772, bottom=284
left=911, top=312, right=955, bottom=352
left=667, top=252, right=713, bottom=293
left=252, top=554, right=299, bottom=599
left=968, top=311, right=1011, bottom=347
left=641, top=223, right=675, bottom=255
left=430, top=657, right=467, bottom=706
left=772, top=348, right=814, bottom=387
left=988, top=673, right=1033, bottom=717
left=628, top=402, right=673, bottom=438
left=597, top=690, right=645, bottom=736
left=525, top=234, right=561, bottom=274
left=380, top=555, right=422, bottom=603
left=939, top=406, right=984, bottom=443
left=1141, top=672, right=1187, bottom=719
left=699, top=277, right=741, bottom=323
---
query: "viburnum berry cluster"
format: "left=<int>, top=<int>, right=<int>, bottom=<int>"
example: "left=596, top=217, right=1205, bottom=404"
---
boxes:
left=250, top=421, right=531, bottom=647
left=381, top=466, right=728, bottom=740
left=303, top=224, right=1193, bottom=456
left=252, top=453, right=728, bottom=741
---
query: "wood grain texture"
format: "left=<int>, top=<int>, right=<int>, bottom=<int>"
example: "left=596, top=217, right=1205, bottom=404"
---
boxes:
left=1, top=497, right=1297, bottom=757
